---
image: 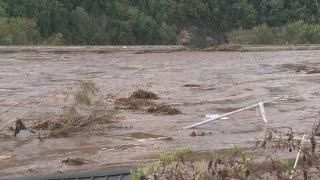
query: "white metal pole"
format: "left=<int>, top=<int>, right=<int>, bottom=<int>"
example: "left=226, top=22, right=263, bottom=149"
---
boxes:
left=258, top=102, right=268, bottom=123
left=289, top=134, right=306, bottom=179
left=183, top=96, right=282, bottom=130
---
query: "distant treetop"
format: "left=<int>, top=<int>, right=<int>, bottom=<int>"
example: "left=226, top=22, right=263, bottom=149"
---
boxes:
left=0, top=0, right=319, bottom=45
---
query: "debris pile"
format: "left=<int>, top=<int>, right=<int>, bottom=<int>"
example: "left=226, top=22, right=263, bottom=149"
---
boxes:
left=197, top=43, right=246, bottom=52
left=189, top=130, right=212, bottom=137
left=215, top=44, right=246, bottom=52
left=182, top=84, right=200, bottom=88
left=2, top=86, right=181, bottom=140
left=115, top=89, right=158, bottom=110
left=130, top=89, right=158, bottom=99
left=306, top=69, right=320, bottom=74
left=31, top=81, right=116, bottom=138
left=62, top=157, right=86, bottom=166
left=115, top=89, right=181, bottom=115
left=115, top=97, right=155, bottom=110
left=147, top=105, right=181, bottom=115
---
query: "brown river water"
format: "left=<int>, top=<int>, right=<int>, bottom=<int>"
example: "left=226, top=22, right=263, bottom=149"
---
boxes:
left=0, top=49, right=319, bottom=177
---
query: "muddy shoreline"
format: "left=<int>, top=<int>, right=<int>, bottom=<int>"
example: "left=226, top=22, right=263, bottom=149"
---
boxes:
left=1, top=44, right=320, bottom=54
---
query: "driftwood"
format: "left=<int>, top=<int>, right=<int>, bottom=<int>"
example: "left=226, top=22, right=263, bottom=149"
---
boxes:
left=0, top=93, right=56, bottom=131
left=0, top=96, right=31, bottom=115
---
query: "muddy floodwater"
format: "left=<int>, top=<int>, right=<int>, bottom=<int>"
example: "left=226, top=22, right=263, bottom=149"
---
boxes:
left=0, top=49, right=320, bottom=177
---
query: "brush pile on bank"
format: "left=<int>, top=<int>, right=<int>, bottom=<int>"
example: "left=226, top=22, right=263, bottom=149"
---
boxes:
left=132, top=146, right=262, bottom=180
left=133, top=123, right=320, bottom=180
left=115, top=89, right=181, bottom=115
left=198, top=43, right=246, bottom=52
left=215, top=44, right=246, bottom=52
left=32, top=81, right=116, bottom=138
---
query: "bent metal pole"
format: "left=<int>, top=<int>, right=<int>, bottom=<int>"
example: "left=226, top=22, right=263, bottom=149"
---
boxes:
left=183, top=96, right=282, bottom=130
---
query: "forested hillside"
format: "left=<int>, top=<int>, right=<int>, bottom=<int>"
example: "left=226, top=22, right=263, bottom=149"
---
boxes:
left=0, top=0, right=320, bottom=45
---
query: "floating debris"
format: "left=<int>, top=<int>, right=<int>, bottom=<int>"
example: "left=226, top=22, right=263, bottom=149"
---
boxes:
left=189, top=131, right=197, bottom=137
left=189, top=131, right=212, bottom=137
left=14, top=119, right=38, bottom=140
left=307, top=69, right=320, bottom=74
left=31, top=81, right=116, bottom=138
left=130, top=89, right=158, bottom=100
left=147, top=105, right=181, bottom=115
left=62, top=157, right=86, bottom=166
left=115, top=97, right=154, bottom=110
left=182, top=84, right=201, bottom=87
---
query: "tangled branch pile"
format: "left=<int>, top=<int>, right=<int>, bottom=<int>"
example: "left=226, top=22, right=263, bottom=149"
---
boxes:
left=32, top=81, right=116, bottom=138
left=115, top=89, right=181, bottom=115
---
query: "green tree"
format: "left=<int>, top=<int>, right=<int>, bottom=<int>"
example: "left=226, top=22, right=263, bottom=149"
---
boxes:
left=158, top=22, right=177, bottom=44
left=1, top=0, right=320, bottom=45
left=231, top=0, right=257, bottom=29
left=257, top=0, right=289, bottom=26
left=133, top=15, right=158, bottom=44
left=70, top=7, right=92, bottom=44
left=0, top=0, right=6, bottom=17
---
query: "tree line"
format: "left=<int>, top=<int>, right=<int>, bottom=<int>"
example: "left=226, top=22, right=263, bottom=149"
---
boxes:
left=0, top=0, right=319, bottom=45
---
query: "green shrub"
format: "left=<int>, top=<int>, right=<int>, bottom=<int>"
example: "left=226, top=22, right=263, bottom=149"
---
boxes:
left=252, top=24, right=274, bottom=44
left=227, top=28, right=255, bottom=44
left=131, top=147, right=192, bottom=180
left=158, top=23, right=178, bottom=45
left=227, top=24, right=275, bottom=45
left=42, top=33, right=64, bottom=45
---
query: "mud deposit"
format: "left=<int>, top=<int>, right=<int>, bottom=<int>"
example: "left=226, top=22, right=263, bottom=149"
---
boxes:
left=0, top=50, right=320, bottom=177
